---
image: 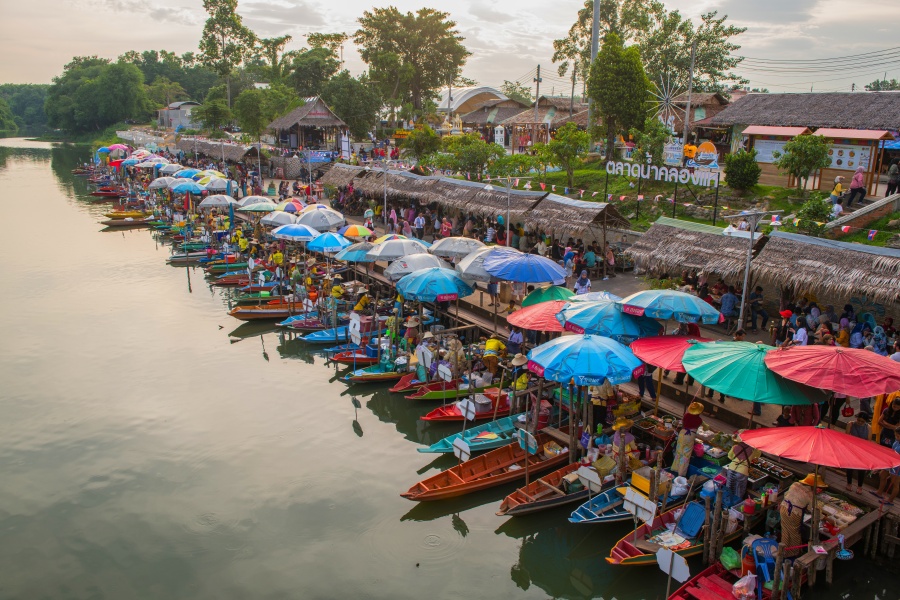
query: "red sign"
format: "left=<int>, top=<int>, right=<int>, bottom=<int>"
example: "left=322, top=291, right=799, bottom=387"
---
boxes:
left=527, top=360, right=545, bottom=377
left=621, top=304, right=645, bottom=316
left=632, top=365, right=645, bottom=379
left=435, top=293, right=458, bottom=302
left=564, top=322, right=585, bottom=334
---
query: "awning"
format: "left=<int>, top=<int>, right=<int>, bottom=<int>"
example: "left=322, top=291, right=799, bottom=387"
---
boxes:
left=741, top=126, right=811, bottom=137
left=812, top=128, right=893, bottom=141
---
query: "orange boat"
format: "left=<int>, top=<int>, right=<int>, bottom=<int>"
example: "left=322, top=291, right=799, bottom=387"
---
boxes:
left=400, top=430, right=569, bottom=501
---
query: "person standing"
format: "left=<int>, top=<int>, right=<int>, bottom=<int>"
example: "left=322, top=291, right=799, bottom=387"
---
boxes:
left=780, top=473, right=827, bottom=557
left=829, top=176, right=844, bottom=204
left=440, top=217, right=452, bottom=239
left=846, top=166, right=866, bottom=208
left=672, top=402, right=704, bottom=477
left=748, top=286, right=768, bottom=333
left=414, top=213, right=425, bottom=239
left=874, top=427, right=900, bottom=504
left=886, top=158, right=899, bottom=197
left=845, top=414, right=871, bottom=493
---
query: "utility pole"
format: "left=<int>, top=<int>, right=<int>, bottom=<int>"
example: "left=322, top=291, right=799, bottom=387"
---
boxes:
left=570, top=65, right=577, bottom=116
left=587, top=0, right=600, bottom=143
left=533, top=65, right=542, bottom=144
left=447, top=79, right=453, bottom=119
left=681, top=39, right=697, bottom=146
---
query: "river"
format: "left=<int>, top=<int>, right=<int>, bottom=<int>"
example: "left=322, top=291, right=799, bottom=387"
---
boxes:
left=0, top=138, right=890, bottom=600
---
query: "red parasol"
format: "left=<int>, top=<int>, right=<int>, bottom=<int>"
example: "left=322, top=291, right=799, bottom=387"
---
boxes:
left=764, top=345, right=900, bottom=398
left=507, top=300, right=566, bottom=333
left=740, top=425, right=900, bottom=470
left=630, top=335, right=712, bottom=373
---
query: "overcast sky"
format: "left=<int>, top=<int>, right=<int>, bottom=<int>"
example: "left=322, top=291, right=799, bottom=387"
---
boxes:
left=2, top=0, right=899, bottom=94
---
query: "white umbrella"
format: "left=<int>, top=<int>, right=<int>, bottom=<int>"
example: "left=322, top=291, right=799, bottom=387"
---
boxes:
left=385, top=254, right=453, bottom=282
left=261, top=211, right=297, bottom=227
left=136, top=160, right=162, bottom=168
left=159, top=164, right=183, bottom=174
left=365, top=238, right=430, bottom=261
left=296, top=207, right=346, bottom=232
left=455, top=245, right=521, bottom=283
left=148, top=177, right=174, bottom=189
left=238, top=195, right=275, bottom=208
left=429, top=236, right=486, bottom=259
left=198, top=195, right=239, bottom=209
left=167, top=177, right=195, bottom=190
left=204, top=178, right=238, bottom=192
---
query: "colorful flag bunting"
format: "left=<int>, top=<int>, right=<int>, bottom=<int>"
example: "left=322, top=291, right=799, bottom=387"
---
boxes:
left=540, top=182, right=546, bottom=191
left=591, top=191, right=598, bottom=197
left=841, top=226, right=851, bottom=233
left=868, top=229, right=877, bottom=240
left=637, top=194, right=644, bottom=201
left=514, top=178, right=520, bottom=187
left=793, top=218, right=801, bottom=226
left=552, top=185, right=556, bottom=192
left=579, top=190, right=585, bottom=197
left=607, top=194, right=613, bottom=201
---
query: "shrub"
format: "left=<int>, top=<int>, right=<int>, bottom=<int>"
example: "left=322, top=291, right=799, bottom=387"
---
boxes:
left=723, top=149, right=762, bottom=191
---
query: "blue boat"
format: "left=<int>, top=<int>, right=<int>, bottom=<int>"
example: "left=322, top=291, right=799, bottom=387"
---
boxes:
left=297, top=325, right=355, bottom=344
left=277, top=312, right=321, bottom=327
left=417, top=413, right=527, bottom=454
left=568, top=478, right=703, bottom=524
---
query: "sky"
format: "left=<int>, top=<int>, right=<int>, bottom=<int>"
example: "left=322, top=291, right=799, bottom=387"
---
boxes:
left=1, top=0, right=899, bottom=94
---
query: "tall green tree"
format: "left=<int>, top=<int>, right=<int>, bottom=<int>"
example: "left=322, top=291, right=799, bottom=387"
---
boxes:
left=533, top=122, right=589, bottom=188
left=772, top=135, right=832, bottom=195
left=146, top=76, right=188, bottom=107
left=629, top=116, right=670, bottom=167
left=400, top=125, right=441, bottom=162
left=354, top=7, right=470, bottom=118
left=119, top=49, right=219, bottom=102
left=307, top=33, right=349, bottom=55
left=320, top=71, right=383, bottom=138
left=500, top=81, right=533, bottom=106
left=45, top=56, right=110, bottom=133
left=254, top=36, right=295, bottom=83
left=192, top=100, right=232, bottom=134
left=289, top=47, right=341, bottom=97
left=0, top=98, right=18, bottom=135
left=198, top=0, right=256, bottom=107
left=588, top=33, right=649, bottom=163
left=864, top=78, right=900, bottom=91
left=423, top=133, right=504, bottom=179
left=0, top=84, right=50, bottom=133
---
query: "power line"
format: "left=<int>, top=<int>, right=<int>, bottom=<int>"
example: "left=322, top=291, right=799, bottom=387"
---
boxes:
left=738, top=46, right=900, bottom=64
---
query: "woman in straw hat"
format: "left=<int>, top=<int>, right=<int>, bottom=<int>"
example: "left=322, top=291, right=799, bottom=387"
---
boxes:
left=781, top=472, right=827, bottom=556
left=612, top=417, right=641, bottom=472
left=510, top=354, right=530, bottom=391
left=672, top=402, right=705, bottom=477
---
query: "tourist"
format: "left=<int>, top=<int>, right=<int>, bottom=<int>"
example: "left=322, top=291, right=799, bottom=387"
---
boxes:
left=611, top=417, right=642, bottom=472
left=507, top=326, right=524, bottom=355
left=637, top=363, right=657, bottom=401
left=573, top=270, right=591, bottom=295
left=414, top=213, right=425, bottom=239
left=604, top=243, right=616, bottom=279
left=878, top=397, right=900, bottom=446
left=846, top=413, right=871, bottom=493
left=486, top=280, right=499, bottom=307
left=874, top=428, right=900, bottom=504
left=891, top=341, right=900, bottom=363
left=511, top=280, right=526, bottom=306
left=846, top=166, right=866, bottom=208
left=720, top=286, right=739, bottom=324
left=748, top=286, right=768, bottom=332
left=536, top=236, right=548, bottom=256
left=401, top=219, right=413, bottom=238
left=829, top=176, right=845, bottom=204
left=791, top=402, right=820, bottom=427
left=830, top=198, right=844, bottom=219
left=836, top=318, right=851, bottom=347
left=780, top=473, right=827, bottom=556
left=672, top=402, right=704, bottom=477
left=484, top=222, right=496, bottom=243
left=774, top=406, right=793, bottom=427
left=440, top=217, right=453, bottom=239
left=886, top=158, right=900, bottom=197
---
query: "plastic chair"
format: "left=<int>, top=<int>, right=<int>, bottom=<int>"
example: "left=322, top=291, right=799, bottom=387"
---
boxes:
left=750, top=538, right=791, bottom=600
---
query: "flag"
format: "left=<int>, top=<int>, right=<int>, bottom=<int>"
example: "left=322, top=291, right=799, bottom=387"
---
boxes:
left=514, top=178, right=520, bottom=187
left=637, top=194, right=644, bottom=201
left=868, top=229, right=877, bottom=240
left=607, top=194, right=612, bottom=201
left=620, top=195, right=626, bottom=201
left=591, top=192, right=598, bottom=197
left=564, top=187, right=569, bottom=194
left=579, top=189, right=585, bottom=197
left=524, top=182, right=532, bottom=190
left=813, top=221, right=824, bottom=226
left=793, top=218, right=801, bottom=226
left=540, top=182, right=546, bottom=191
left=552, top=185, right=556, bottom=191
left=841, top=226, right=851, bottom=233
left=771, top=215, right=781, bottom=222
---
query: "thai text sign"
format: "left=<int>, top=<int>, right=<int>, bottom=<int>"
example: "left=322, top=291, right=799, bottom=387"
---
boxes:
left=605, top=161, right=719, bottom=187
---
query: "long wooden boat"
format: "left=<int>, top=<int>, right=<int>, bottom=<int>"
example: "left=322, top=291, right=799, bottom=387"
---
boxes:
left=497, top=462, right=609, bottom=517
left=343, top=363, right=407, bottom=383
left=103, top=210, right=151, bottom=219
left=420, top=389, right=510, bottom=422
left=401, top=430, right=570, bottom=501
left=668, top=562, right=764, bottom=600
left=100, top=218, right=153, bottom=228
left=205, top=262, right=251, bottom=274
left=330, top=349, right=379, bottom=366
left=212, top=275, right=251, bottom=287
left=92, top=189, right=128, bottom=198
left=166, top=251, right=211, bottom=264
left=568, top=478, right=703, bottom=526
left=406, top=381, right=481, bottom=401
left=389, top=372, right=429, bottom=393
left=228, top=303, right=308, bottom=321
left=234, top=292, right=284, bottom=305
left=418, top=413, right=527, bottom=454
left=297, top=326, right=352, bottom=344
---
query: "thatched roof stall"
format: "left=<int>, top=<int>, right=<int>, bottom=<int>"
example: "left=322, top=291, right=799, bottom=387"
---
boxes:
left=708, top=92, right=900, bottom=130
left=525, top=194, right=630, bottom=236
left=319, top=162, right=365, bottom=187
left=460, top=99, right=530, bottom=126
left=354, top=169, right=438, bottom=202
left=627, top=217, right=765, bottom=280
left=268, top=96, right=347, bottom=150
left=426, top=177, right=547, bottom=219
left=175, top=138, right=260, bottom=162
left=751, top=231, right=900, bottom=303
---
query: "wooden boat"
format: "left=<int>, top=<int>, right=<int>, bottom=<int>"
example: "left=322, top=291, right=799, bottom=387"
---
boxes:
left=205, top=262, right=251, bottom=274
left=330, top=349, right=379, bottom=366
left=234, top=292, right=284, bottom=305
left=297, top=326, right=353, bottom=344
left=420, top=388, right=510, bottom=422
left=284, top=317, right=341, bottom=332
left=606, top=500, right=760, bottom=566
left=212, top=275, right=251, bottom=287
left=103, top=210, right=151, bottom=219
left=100, top=218, right=153, bottom=228
left=668, top=562, right=763, bottom=600
left=166, top=251, right=211, bottom=264
left=568, top=478, right=702, bottom=525
left=401, top=430, right=570, bottom=501
left=91, top=188, right=128, bottom=198
left=343, top=363, right=407, bottom=383
left=497, top=462, right=610, bottom=517
left=228, top=303, right=308, bottom=321
left=406, top=381, right=483, bottom=401
left=240, top=282, right=279, bottom=293
left=389, top=372, right=429, bottom=393
left=418, top=413, right=526, bottom=454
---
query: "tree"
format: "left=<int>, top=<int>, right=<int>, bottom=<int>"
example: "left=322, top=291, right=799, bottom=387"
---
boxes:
left=629, top=117, right=670, bottom=167
left=864, top=78, right=900, bottom=91
left=723, top=149, right=761, bottom=191
left=588, top=33, right=649, bottom=162
left=120, top=49, right=219, bottom=102
left=355, top=7, right=470, bottom=118
left=289, top=47, right=341, bottom=97
left=533, top=123, right=589, bottom=188
left=0, top=84, right=50, bottom=133
left=488, top=154, right=540, bottom=179
left=254, top=36, right=295, bottom=83
left=0, top=98, right=18, bottom=134
left=198, top=0, right=256, bottom=107
left=790, top=195, right=832, bottom=237
left=400, top=125, right=441, bottom=162
left=772, top=134, right=831, bottom=195
left=500, top=81, right=533, bottom=106
left=146, top=76, right=188, bottom=107
left=307, top=33, right=349, bottom=54
left=45, top=56, right=110, bottom=133
left=423, top=133, right=504, bottom=179
left=192, top=100, right=232, bottom=133
left=320, top=71, right=383, bottom=138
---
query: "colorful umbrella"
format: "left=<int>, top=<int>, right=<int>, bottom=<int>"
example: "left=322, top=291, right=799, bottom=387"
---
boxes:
left=159, top=164, right=183, bottom=174
left=334, top=242, right=376, bottom=263
left=166, top=177, right=194, bottom=190
left=365, top=238, right=429, bottom=261
left=238, top=196, right=274, bottom=208
left=296, top=207, right=345, bottom=232
left=198, top=195, right=239, bottom=209
left=522, top=285, right=574, bottom=307
left=204, top=178, right=238, bottom=193
left=630, top=335, right=712, bottom=373
left=429, top=236, right=486, bottom=259
left=299, top=203, right=333, bottom=214
left=682, top=341, right=824, bottom=405
left=271, top=223, right=320, bottom=242
left=148, top=177, right=174, bottom=190
left=570, top=291, right=623, bottom=303
left=527, top=334, right=644, bottom=386
left=174, top=168, right=201, bottom=178
left=339, top=224, right=374, bottom=238
left=384, top=254, right=452, bottom=282
left=307, top=232, right=351, bottom=253
left=455, top=246, right=499, bottom=284
left=172, top=181, right=206, bottom=195
left=107, top=144, right=128, bottom=151
left=238, top=203, right=276, bottom=213
left=260, top=211, right=297, bottom=227
left=97, top=147, right=110, bottom=153
left=507, top=300, right=567, bottom=333
left=764, top=345, right=900, bottom=398
left=555, top=300, right=663, bottom=344
left=372, top=233, right=407, bottom=244
left=483, top=248, right=564, bottom=284
left=740, top=425, right=900, bottom=471
left=618, top=289, right=723, bottom=324
left=396, top=267, right=474, bottom=302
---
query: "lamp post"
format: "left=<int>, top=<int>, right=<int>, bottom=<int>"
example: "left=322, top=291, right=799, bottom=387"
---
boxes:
left=720, top=209, right=782, bottom=328
left=484, top=175, right=531, bottom=245
left=366, top=158, right=396, bottom=233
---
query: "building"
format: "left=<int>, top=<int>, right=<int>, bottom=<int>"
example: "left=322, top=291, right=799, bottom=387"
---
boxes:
left=500, top=96, right=589, bottom=153
left=459, top=98, right=530, bottom=143
left=268, top=96, right=347, bottom=150
left=157, top=101, right=201, bottom=131
left=436, top=87, right=510, bottom=116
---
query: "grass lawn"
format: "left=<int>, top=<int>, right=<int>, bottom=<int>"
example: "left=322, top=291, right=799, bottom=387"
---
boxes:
left=837, top=211, right=900, bottom=247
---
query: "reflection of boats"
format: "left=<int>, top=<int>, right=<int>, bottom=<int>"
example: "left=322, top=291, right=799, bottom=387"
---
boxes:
left=420, top=388, right=510, bottom=422
left=498, top=462, right=608, bottom=517
left=417, top=413, right=526, bottom=453
left=401, top=430, right=569, bottom=501
left=228, top=321, right=279, bottom=339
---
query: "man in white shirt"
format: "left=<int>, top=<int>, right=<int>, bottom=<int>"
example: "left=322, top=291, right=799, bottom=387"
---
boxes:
left=831, top=199, right=844, bottom=220
left=485, top=225, right=496, bottom=243
left=414, top=213, right=425, bottom=239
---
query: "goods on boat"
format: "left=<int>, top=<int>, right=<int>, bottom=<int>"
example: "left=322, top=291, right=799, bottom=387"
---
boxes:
left=667, top=562, right=767, bottom=600
left=497, top=462, right=611, bottom=517
left=420, top=389, right=510, bottom=422
left=343, top=363, right=408, bottom=383
left=418, top=413, right=527, bottom=454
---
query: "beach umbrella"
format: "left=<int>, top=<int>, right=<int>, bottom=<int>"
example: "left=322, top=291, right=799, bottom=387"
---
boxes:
left=334, top=242, right=375, bottom=263
left=522, top=285, right=574, bottom=307
left=174, top=168, right=201, bottom=178
left=682, top=341, right=823, bottom=405
left=159, top=164, right=183, bottom=174
left=260, top=211, right=297, bottom=227
left=275, top=200, right=305, bottom=213
left=172, top=181, right=206, bottom=195
left=238, top=196, right=274, bottom=208
left=108, top=144, right=128, bottom=151
left=555, top=300, right=663, bottom=344
left=198, top=194, right=239, bottom=209
left=365, top=238, right=429, bottom=261
left=238, top=203, right=275, bottom=213
left=299, top=203, right=333, bottom=214
left=570, top=291, right=623, bottom=303
left=507, top=300, right=567, bottom=333
left=429, top=236, right=486, bottom=259
left=121, top=158, right=140, bottom=166
left=764, top=345, right=900, bottom=398
left=97, top=147, right=110, bottom=153
left=201, top=169, right=226, bottom=177
left=396, top=267, right=474, bottom=302
left=384, top=254, right=452, bottom=282
left=204, top=178, right=238, bottom=193
left=136, top=160, right=161, bottom=167
left=271, top=223, right=320, bottom=242
left=618, top=289, right=722, bottom=325
left=372, top=233, right=407, bottom=244
left=148, top=177, right=174, bottom=190
left=297, top=207, right=345, bottom=232
left=307, top=232, right=351, bottom=254
left=167, top=177, right=195, bottom=190
left=455, top=246, right=518, bottom=284
left=339, top=224, right=374, bottom=238
left=739, top=425, right=900, bottom=471
left=526, top=334, right=644, bottom=386
left=483, top=248, right=566, bottom=284
left=630, top=335, right=712, bottom=373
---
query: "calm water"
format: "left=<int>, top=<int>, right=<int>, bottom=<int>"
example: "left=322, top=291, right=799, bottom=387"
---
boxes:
left=0, top=139, right=892, bottom=600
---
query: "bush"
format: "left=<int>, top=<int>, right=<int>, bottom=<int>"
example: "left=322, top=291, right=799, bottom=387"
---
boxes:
left=723, top=149, right=762, bottom=191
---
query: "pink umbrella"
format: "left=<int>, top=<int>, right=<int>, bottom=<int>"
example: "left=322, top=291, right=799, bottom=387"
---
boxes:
left=764, top=345, right=900, bottom=397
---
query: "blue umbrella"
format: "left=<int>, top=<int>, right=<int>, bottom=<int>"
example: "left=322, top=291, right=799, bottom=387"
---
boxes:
left=174, top=168, right=201, bottom=178
left=121, top=158, right=140, bottom=166
left=272, top=223, right=320, bottom=242
left=172, top=181, right=207, bottom=195
left=335, top=242, right=376, bottom=263
left=618, top=289, right=723, bottom=325
left=526, top=334, right=644, bottom=386
left=483, top=248, right=566, bottom=283
left=307, top=232, right=351, bottom=253
left=396, top=267, right=474, bottom=302
left=555, top=300, right=662, bottom=344
left=97, top=147, right=110, bottom=153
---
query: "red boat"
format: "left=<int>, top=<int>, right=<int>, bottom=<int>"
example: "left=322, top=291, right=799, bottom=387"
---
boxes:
left=404, top=379, right=466, bottom=400
left=389, top=372, right=429, bottom=393
left=330, top=350, right=379, bottom=366
left=212, top=275, right=250, bottom=287
left=668, top=562, right=768, bottom=600
left=420, top=388, right=510, bottom=422
left=90, top=188, right=128, bottom=197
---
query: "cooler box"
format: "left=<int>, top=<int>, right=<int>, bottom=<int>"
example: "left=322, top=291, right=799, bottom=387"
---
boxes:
left=473, top=395, right=493, bottom=414
left=632, top=466, right=671, bottom=496
left=364, top=343, right=379, bottom=358
left=357, top=315, right=376, bottom=333
left=593, top=454, right=616, bottom=478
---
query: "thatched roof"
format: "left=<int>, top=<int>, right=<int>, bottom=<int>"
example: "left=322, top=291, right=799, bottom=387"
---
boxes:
left=627, top=217, right=765, bottom=280
left=269, top=96, right=347, bottom=130
left=673, top=92, right=729, bottom=107
left=319, top=163, right=365, bottom=187
left=525, top=194, right=630, bottom=235
left=751, top=231, right=900, bottom=303
left=708, top=92, right=900, bottom=130
left=427, top=177, right=546, bottom=219
left=175, top=137, right=260, bottom=162
left=460, top=105, right=530, bottom=126
left=501, top=103, right=589, bottom=127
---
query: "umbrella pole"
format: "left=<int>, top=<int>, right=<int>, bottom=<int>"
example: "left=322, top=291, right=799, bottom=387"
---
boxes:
left=655, top=367, right=662, bottom=416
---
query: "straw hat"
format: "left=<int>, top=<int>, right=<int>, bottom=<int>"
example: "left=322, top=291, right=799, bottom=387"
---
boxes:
left=511, top=353, right=528, bottom=367
left=612, top=417, right=634, bottom=431
left=406, top=317, right=420, bottom=327
left=333, top=274, right=342, bottom=280
left=392, top=307, right=399, bottom=314
left=423, top=331, right=434, bottom=340
left=688, top=401, right=704, bottom=415
left=306, top=258, right=316, bottom=266
left=800, top=473, right=828, bottom=488
left=489, top=333, right=500, bottom=340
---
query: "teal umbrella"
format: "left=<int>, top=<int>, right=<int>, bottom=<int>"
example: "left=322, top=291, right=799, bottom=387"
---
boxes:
left=682, top=341, right=824, bottom=405
left=522, top=285, right=574, bottom=307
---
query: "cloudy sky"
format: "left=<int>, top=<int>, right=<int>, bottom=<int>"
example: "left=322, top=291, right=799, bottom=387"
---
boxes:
left=2, top=0, right=899, bottom=93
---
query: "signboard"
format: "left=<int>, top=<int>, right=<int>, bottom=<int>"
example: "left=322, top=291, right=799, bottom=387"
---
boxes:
left=753, top=139, right=788, bottom=164
left=518, top=430, right=539, bottom=455
left=656, top=548, right=690, bottom=583
left=576, top=466, right=603, bottom=493
left=827, top=144, right=873, bottom=171
left=457, top=399, right=476, bottom=422
left=686, top=141, right=720, bottom=170
left=435, top=293, right=458, bottom=302
left=623, top=486, right=657, bottom=524
left=348, top=313, right=362, bottom=345
left=452, top=438, right=471, bottom=461
left=340, top=133, right=351, bottom=161
left=437, top=364, right=454, bottom=382
left=605, top=161, right=719, bottom=187
left=663, top=142, right=683, bottom=167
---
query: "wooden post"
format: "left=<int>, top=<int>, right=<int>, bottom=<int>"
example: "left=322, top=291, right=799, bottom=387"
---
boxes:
left=615, top=415, right=627, bottom=484
left=702, top=494, right=713, bottom=565
left=783, top=563, right=795, bottom=600
left=825, top=547, right=835, bottom=584
left=533, top=378, right=545, bottom=433
left=791, top=561, right=802, bottom=600
left=711, top=489, right=724, bottom=561
left=569, top=384, right=578, bottom=464
left=649, top=467, right=659, bottom=505
left=864, top=521, right=873, bottom=557
left=771, top=543, right=785, bottom=600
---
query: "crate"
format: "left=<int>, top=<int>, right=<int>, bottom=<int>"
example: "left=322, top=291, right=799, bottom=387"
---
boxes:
left=632, top=466, right=670, bottom=496
left=592, top=454, right=616, bottom=478
left=543, top=441, right=565, bottom=459
left=473, top=396, right=493, bottom=414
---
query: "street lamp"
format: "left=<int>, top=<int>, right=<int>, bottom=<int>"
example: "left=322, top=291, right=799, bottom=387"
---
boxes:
left=484, top=175, right=531, bottom=246
left=366, top=158, right=397, bottom=233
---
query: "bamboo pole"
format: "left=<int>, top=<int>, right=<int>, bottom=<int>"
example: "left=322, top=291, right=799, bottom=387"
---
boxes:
left=771, top=544, right=785, bottom=600
left=702, top=494, right=712, bottom=565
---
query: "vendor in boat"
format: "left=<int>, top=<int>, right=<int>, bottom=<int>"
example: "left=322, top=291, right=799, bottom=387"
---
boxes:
left=724, top=431, right=761, bottom=499
left=353, top=291, right=371, bottom=313
left=612, top=417, right=642, bottom=472
left=781, top=473, right=827, bottom=557
left=385, top=308, right=400, bottom=342
left=590, top=380, right=616, bottom=432
left=511, top=354, right=530, bottom=390
left=429, top=348, right=451, bottom=379
left=404, top=317, right=421, bottom=349
left=330, top=275, right=345, bottom=299
left=482, top=334, right=507, bottom=376
left=671, top=402, right=704, bottom=477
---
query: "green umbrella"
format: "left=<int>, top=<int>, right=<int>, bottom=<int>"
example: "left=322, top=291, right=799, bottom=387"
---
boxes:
left=522, top=285, right=574, bottom=307
left=238, top=203, right=275, bottom=213
left=682, top=341, right=824, bottom=405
